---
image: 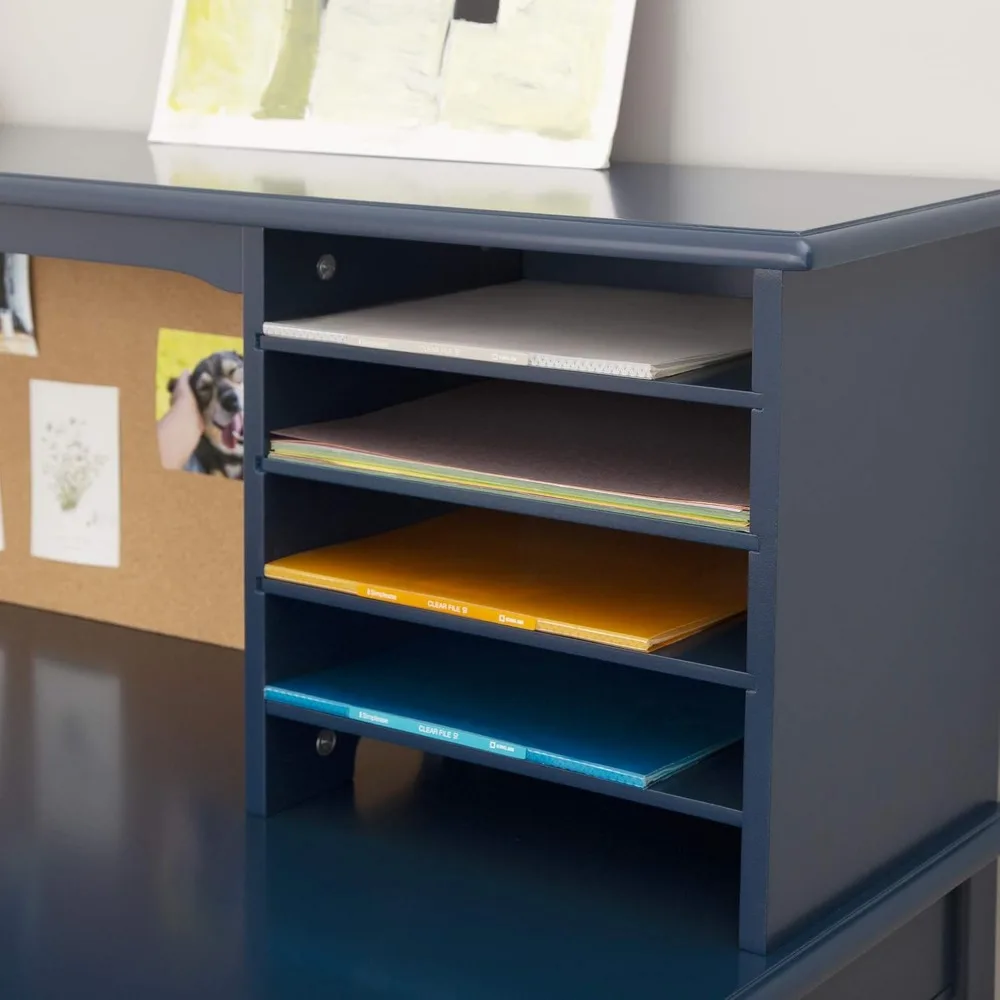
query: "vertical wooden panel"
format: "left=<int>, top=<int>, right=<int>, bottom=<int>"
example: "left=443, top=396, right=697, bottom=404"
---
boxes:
left=763, top=230, right=1000, bottom=947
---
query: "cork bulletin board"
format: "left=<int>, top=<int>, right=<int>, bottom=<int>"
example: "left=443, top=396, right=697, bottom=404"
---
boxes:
left=0, top=258, right=244, bottom=649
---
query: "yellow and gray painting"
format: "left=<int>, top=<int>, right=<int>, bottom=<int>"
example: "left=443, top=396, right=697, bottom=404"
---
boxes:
left=167, top=0, right=617, bottom=142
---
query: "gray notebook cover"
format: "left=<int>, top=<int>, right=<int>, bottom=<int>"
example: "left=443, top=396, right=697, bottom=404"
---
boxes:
left=273, top=381, right=750, bottom=510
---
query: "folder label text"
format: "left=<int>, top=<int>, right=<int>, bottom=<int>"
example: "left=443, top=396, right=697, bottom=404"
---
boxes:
left=348, top=706, right=528, bottom=760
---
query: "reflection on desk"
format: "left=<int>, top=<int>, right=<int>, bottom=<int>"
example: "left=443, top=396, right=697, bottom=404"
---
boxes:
left=1, top=125, right=998, bottom=234
left=0, top=604, right=964, bottom=1000
left=0, top=604, right=747, bottom=999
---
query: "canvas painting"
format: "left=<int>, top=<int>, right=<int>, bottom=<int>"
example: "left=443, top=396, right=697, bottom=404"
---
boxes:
left=150, top=0, right=638, bottom=169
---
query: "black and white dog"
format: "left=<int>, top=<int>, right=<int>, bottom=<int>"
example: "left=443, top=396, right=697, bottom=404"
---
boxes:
left=169, top=351, right=245, bottom=480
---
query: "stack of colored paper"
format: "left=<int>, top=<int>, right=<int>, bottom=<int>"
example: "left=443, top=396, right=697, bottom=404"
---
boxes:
left=270, top=381, right=750, bottom=530
left=265, top=509, right=748, bottom=653
left=263, top=281, right=753, bottom=381
left=265, top=632, right=745, bottom=789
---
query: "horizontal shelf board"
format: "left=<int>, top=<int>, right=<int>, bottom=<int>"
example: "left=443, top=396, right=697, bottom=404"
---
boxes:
left=259, top=334, right=760, bottom=408
left=265, top=699, right=743, bottom=826
left=261, top=458, right=759, bottom=551
left=262, top=577, right=752, bottom=689
left=263, top=629, right=745, bottom=824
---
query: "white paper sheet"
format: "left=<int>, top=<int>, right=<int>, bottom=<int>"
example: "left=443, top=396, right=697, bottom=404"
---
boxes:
left=30, top=381, right=121, bottom=568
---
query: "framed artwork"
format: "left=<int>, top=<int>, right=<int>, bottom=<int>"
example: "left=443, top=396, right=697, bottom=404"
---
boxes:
left=149, top=0, right=638, bottom=169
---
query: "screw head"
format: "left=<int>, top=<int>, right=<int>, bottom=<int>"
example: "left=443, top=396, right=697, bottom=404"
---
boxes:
left=316, top=254, right=337, bottom=281
left=316, top=729, right=337, bottom=756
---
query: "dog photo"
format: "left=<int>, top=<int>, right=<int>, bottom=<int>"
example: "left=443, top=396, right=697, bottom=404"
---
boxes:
left=0, top=253, right=38, bottom=357
left=156, top=328, right=244, bottom=480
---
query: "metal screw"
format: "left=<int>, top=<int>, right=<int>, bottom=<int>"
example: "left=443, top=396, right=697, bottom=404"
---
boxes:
left=316, top=254, right=337, bottom=281
left=316, top=730, right=337, bottom=756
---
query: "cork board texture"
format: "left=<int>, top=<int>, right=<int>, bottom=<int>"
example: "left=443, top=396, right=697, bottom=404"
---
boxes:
left=0, top=258, right=244, bottom=649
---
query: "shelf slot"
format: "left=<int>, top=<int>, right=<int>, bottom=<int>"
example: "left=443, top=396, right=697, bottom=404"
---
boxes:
left=261, top=335, right=759, bottom=409
left=262, top=459, right=759, bottom=551
left=263, top=579, right=751, bottom=689
left=263, top=630, right=745, bottom=826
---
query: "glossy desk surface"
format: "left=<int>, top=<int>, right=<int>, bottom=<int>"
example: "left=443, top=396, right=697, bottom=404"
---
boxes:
left=0, top=604, right=990, bottom=1000
left=2, top=125, right=1000, bottom=269
left=0, top=605, right=741, bottom=1000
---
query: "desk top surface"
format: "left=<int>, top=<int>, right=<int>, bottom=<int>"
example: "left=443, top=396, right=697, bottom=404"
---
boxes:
left=0, top=604, right=996, bottom=1000
left=1, top=126, right=1000, bottom=269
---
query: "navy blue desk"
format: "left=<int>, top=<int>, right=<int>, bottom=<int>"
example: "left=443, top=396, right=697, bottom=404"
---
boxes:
left=2, top=126, right=1000, bottom=998
left=0, top=605, right=993, bottom=1000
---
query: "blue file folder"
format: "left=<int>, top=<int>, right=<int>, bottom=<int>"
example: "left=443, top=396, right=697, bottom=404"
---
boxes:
left=265, top=633, right=744, bottom=788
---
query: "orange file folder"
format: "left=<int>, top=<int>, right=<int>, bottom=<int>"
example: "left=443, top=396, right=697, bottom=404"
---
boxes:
left=264, top=509, right=747, bottom=653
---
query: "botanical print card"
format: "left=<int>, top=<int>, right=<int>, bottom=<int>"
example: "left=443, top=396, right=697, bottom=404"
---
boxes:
left=30, top=381, right=121, bottom=568
left=150, top=0, right=638, bottom=169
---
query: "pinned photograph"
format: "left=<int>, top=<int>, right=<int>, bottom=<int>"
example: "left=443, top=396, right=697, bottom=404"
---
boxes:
left=156, top=328, right=244, bottom=480
left=30, top=380, right=121, bottom=568
left=0, top=253, right=38, bottom=357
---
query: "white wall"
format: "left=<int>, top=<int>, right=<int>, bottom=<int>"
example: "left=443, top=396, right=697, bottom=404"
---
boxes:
left=1, top=0, right=999, bottom=178
left=615, top=0, right=1000, bottom=178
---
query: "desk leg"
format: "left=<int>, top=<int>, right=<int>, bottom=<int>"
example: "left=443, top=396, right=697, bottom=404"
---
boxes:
left=955, top=861, right=999, bottom=1000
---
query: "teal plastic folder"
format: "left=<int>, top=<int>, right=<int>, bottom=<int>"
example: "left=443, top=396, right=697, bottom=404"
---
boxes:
left=265, top=633, right=744, bottom=788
